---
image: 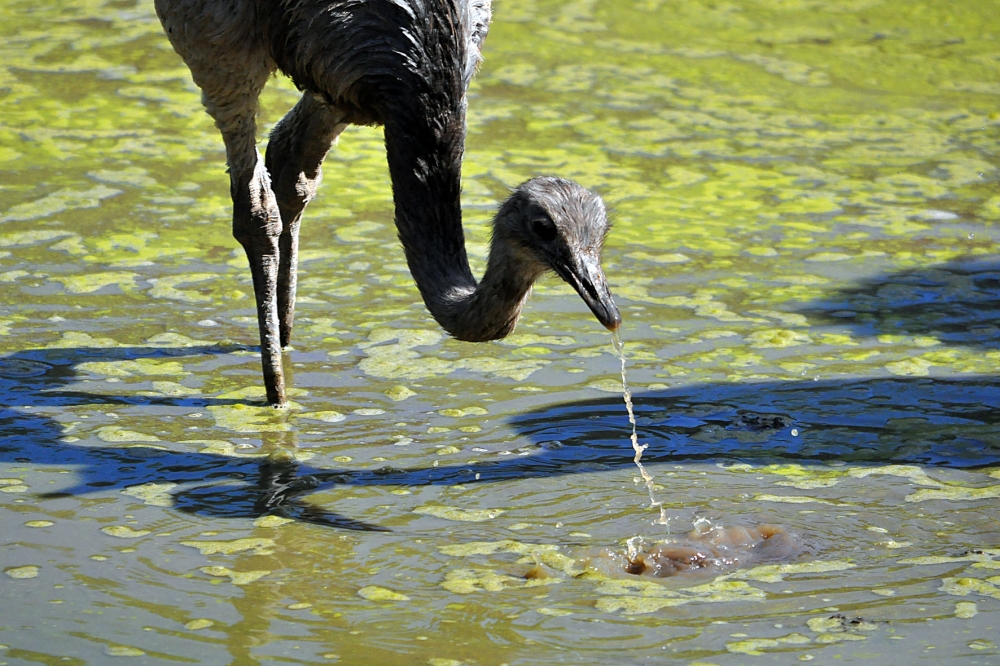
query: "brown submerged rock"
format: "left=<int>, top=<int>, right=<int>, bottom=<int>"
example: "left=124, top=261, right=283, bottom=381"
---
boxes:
left=585, top=524, right=800, bottom=578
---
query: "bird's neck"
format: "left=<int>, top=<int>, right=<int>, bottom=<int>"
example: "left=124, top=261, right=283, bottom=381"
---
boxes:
left=384, top=110, right=536, bottom=342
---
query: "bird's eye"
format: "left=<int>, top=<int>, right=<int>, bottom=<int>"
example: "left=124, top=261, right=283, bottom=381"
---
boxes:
left=530, top=217, right=558, bottom=242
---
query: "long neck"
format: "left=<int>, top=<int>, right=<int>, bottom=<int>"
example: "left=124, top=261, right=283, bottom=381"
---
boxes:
left=385, top=111, right=536, bottom=342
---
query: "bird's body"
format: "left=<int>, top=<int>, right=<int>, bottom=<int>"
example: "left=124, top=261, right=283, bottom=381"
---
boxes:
left=155, top=0, right=620, bottom=406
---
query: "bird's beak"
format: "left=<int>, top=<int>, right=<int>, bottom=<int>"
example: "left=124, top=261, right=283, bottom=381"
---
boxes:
left=557, top=254, right=622, bottom=331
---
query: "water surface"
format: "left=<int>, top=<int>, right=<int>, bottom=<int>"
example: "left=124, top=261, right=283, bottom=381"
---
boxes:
left=2, top=0, right=1000, bottom=663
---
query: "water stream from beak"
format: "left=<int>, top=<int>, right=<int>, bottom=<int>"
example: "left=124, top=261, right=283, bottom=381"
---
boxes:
left=612, top=330, right=669, bottom=527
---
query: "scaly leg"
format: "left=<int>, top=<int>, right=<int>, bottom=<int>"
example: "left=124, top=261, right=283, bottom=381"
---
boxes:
left=221, top=115, right=288, bottom=406
left=155, top=0, right=288, bottom=405
left=265, top=92, right=347, bottom=348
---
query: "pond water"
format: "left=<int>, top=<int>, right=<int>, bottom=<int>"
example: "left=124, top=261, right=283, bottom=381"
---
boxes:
left=2, top=0, right=1000, bottom=663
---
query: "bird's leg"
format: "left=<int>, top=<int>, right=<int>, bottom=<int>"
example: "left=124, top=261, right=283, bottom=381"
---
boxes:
left=265, top=92, right=347, bottom=348
left=221, top=117, right=288, bottom=406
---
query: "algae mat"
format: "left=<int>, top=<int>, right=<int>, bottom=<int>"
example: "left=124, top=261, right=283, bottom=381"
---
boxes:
left=1, top=0, right=999, bottom=663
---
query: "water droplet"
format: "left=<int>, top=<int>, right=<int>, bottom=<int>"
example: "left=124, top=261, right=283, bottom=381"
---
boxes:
left=692, top=516, right=714, bottom=535
left=791, top=428, right=799, bottom=436
left=613, top=330, right=668, bottom=526
left=968, top=233, right=976, bottom=240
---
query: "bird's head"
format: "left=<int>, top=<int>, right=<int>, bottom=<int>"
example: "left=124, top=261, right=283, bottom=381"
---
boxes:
left=493, top=176, right=621, bottom=331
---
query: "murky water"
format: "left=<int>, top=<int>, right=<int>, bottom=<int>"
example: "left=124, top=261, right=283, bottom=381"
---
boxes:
left=2, top=0, right=1000, bottom=663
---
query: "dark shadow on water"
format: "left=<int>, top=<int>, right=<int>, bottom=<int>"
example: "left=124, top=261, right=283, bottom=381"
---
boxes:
left=4, top=253, right=1000, bottom=533
left=798, top=255, right=1000, bottom=349
left=510, top=376, right=1000, bottom=469
left=1, top=343, right=256, bottom=409
left=5, top=374, right=999, bottom=530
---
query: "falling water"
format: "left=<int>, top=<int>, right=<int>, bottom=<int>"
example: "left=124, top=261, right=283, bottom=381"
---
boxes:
left=612, top=330, right=669, bottom=526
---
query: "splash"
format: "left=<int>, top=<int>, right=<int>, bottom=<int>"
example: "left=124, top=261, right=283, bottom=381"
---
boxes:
left=587, top=524, right=801, bottom=579
left=613, top=330, right=669, bottom=526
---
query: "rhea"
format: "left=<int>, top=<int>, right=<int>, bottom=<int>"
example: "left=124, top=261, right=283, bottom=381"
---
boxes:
left=155, top=0, right=621, bottom=406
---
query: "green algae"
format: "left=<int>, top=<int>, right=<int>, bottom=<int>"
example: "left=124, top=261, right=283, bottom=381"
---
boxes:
left=884, top=358, right=934, bottom=377
left=253, top=515, right=294, bottom=528
left=413, top=505, right=505, bottom=522
left=385, top=385, right=416, bottom=401
left=121, top=482, right=177, bottom=508
left=149, top=381, right=200, bottom=397
left=752, top=464, right=849, bottom=490
left=848, top=465, right=943, bottom=486
left=78, top=358, right=188, bottom=377
left=192, top=440, right=270, bottom=458
left=806, top=616, right=876, bottom=634
left=55, top=271, right=138, bottom=294
left=101, top=525, right=151, bottom=539
left=207, top=403, right=292, bottom=433
left=88, top=167, right=158, bottom=188
left=813, top=632, right=867, bottom=645
left=726, top=633, right=811, bottom=656
left=358, top=327, right=549, bottom=381
left=200, top=566, right=270, bottom=585
left=752, top=494, right=841, bottom=505
left=905, top=484, right=1000, bottom=503
left=457, top=356, right=546, bottom=381
left=0, top=270, right=28, bottom=283
left=183, top=619, right=215, bottom=631
left=440, top=568, right=556, bottom=594
left=357, top=586, right=410, bottom=602
left=440, top=540, right=566, bottom=563
left=298, top=410, right=347, bottom=423
left=181, top=538, right=275, bottom=556
left=899, top=550, right=1000, bottom=566
left=730, top=560, right=856, bottom=584
left=940, top=577, right=1000, bottom=601
left=955, top=601, right=978, bottom=619
left=4, top=565, right=40, bottom=579
left=147, top=274, right=217, bottom=302
left=0, top=230, right=76, bottom=247
left=438, top=406, right=488, bottom=418
left=497, top=334, right=576, bottom=347
left=587, top=379, right=624, bottom=393
left=2, top=0, right=1000, bottom=661
left=594, top=579, right=766, bottom=615
left=0, top=186, right=120, bottom=222
left=745, top=329, right=811, bottom=349
left=838, top=467, right=1000, bottom=503
left=96, top=427, right=160, bottom=443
